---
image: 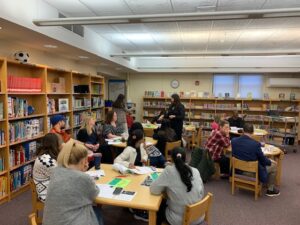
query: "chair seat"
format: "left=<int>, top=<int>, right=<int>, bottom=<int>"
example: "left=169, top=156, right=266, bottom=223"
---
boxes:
left=235, top=174, right=257, bottom=182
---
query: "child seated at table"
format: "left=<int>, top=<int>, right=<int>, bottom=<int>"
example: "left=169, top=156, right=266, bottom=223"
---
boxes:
left=130, top=122, right=166, bottom=168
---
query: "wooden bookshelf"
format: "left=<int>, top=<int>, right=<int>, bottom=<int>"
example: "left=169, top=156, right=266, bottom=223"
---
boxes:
left=0, top=58, right=105, bottom=205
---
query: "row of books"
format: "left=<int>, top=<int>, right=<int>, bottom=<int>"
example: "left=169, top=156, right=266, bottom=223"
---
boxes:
left=91, top=84, right=102, bottom=94
left=0, top=101, right=3, bottom=119
left=0, top=129, right=5, bottom=146
left=47, top=98, right=70, bottom=113
left=0, top=154, right=4, bottom=171
left=73, top=112, right=85, bottom=127
left=91, top=110, right=102, bottom=121
left=8, top=75, right=42, bottom=93
left=0, top=176, right=7, bottom=196
left=8, top=97, right=29, bottom=118
left=47, top=116, right=70, bottom=131
left=9, top=141, right=37, bottom=167
left=73, top=128, right=80, bottom=139
left=73, top=98, right=91, bottom=109
left=92, top=97, right=103, bottom=108
left=10, top=164, right=32, bottom=191
left=144, top=101, right=168, bottom=108
left=9, top=118, right=44, bottom=143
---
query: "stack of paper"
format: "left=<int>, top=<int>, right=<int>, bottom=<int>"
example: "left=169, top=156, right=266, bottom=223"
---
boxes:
left=85, top=170, right=105, bottom=179
left=97, top=184, right=136, bottom=201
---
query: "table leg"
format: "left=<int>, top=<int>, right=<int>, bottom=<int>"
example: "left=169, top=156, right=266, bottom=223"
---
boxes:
left=148, top=210, right=157, bottom=225
left=275, top=152, right=284, bottom=186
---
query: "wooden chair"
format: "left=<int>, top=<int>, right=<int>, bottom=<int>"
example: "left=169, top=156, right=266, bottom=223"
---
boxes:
left=144, top=128, right=154, bottom=137
left=183, top=192, right=213, bottom=225
left=231, top=157, right=261, bottom=200
left=29, top=179, right=44, bottom=224
left=164, top=140, right=182, bottom=161
left=28, top=213, right=38, bottom=225
left=192, top=127, right=203, bottom=149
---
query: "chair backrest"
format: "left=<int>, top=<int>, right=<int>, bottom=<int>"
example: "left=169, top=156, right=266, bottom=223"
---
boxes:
left=29, top=179, right=44, bottom=224
left=195, top=127, right=203, bottom=147
left=232, top=157, right=258, bottom=174
left=144, top=128, right=154, bottom=137
left=165, top=140, right=182, bottom=160
left=28, top=213, right=38, bottom=225
left=183, top=192, right=213, bottom=225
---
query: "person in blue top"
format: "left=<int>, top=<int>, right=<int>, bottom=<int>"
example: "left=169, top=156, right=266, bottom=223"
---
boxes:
left=231, top=123, right=280, bottom=197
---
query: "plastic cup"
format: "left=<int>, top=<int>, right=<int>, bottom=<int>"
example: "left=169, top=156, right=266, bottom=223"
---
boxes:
left=94, top=153, right=102, bottom=170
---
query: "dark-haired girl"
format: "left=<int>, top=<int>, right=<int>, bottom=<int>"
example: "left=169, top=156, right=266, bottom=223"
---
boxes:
left=165, top=94, right=185, bottom=141
left=114, top=129, right=148, bottom=168
left=33, top=133, right=63, bottom=202
left=150, top=147, right=204, bottom=225
left=112, top=94, right=131, bottom=135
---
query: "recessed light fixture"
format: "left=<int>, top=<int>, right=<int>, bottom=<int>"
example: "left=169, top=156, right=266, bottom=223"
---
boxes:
left=0, top=27, right=2, bottom=30
left=78, top=56, right=89, bottom=59
left=44, top=44, right=57, bottom=48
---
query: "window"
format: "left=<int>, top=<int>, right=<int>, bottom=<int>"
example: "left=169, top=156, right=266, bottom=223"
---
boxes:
left=213, top=75, right=236, bottom=98
left=239, top=75, right=263, bottom=99
left=213, top=74, right=263, bottom=99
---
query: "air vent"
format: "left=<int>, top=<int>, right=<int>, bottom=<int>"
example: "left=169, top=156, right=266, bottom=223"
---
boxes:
left=59, top=13, right=84, bottom=37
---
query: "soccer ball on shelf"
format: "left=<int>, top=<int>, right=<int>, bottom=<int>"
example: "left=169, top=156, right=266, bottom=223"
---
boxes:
left=14, top=51, right=30, bottom=63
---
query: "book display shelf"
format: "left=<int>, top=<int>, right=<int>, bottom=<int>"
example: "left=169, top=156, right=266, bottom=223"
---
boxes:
left=0, top=58, right=105, bottom=204
left=143, top=96, right=300, bottom=144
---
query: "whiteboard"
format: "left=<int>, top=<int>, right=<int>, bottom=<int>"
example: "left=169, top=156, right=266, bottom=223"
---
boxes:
left=108, top=80, right=126, bottom=101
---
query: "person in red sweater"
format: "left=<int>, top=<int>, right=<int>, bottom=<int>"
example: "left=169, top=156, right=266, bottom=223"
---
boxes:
left=205, top=120, right=230, bottom=177
left=49, top=115, right=71, bottom=143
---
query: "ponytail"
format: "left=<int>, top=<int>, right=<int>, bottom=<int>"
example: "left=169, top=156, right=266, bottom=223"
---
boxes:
left=172, top=147, right=193, bottom=192
left=57, top=140, right=88, bottom=168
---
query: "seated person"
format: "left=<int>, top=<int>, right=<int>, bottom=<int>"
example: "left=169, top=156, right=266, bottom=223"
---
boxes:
left=150, top=109, right=166, bottom=124
left=150, top=147, right=204, bottom=225
left=153, top=119, right=177, bottom=155
left=43, top=140, right=103, bottom=225
left=205, top=120, right=230, bottom=176
left=228, top=111, right=244, bottom=128
left=130, top=122, right=166, bottom=168
left=101, top=111, right=124, bottom=163
left=50, top=115, right=71, bottom=143
left=33, top=133, right=63, bottom=202
left=232, top=123, right=280, bottom=197
left=114, top=129, right=148, bottom=168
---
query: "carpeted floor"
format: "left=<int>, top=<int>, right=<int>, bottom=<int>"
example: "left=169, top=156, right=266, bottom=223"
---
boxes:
left=1, top=150, right=299, bottom=225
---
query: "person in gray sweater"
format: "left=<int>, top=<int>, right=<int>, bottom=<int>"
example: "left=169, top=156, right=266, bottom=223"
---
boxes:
left=43, top=140, right=103, bottom=225
left=150, top=147, right=204, bottom=225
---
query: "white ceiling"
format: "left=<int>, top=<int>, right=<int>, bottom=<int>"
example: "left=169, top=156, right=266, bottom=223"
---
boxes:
left=42, top=0, right=300, bottom=54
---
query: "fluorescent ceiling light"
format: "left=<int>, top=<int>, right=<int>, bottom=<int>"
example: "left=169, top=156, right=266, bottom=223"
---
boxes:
left=78, top=56, right=89, bottom=59
left=44, top=44, right=57, bottom=48
left=0, top=27, right=2, bottom=30
left=33, top=8, right=300, bottom=26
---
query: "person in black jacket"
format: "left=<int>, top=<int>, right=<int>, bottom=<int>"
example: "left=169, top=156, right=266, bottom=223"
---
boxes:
left=228, top=111, right=244, bottom=128
left=165, top=93, right=185, bottom=141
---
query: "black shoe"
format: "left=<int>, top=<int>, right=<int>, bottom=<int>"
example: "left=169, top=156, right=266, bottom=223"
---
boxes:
left=134, top=211, right=149, bottom=222
left=265, top=188, right=280, bottom=197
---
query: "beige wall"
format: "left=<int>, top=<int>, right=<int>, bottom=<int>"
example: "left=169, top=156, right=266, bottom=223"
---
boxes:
left=0, top=40, right=98, bottom=75
left=128, top=72, right=300, bottom=121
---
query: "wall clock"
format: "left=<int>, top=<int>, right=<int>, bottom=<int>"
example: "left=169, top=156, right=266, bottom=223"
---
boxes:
left=170, top=79, right=179, bottom=89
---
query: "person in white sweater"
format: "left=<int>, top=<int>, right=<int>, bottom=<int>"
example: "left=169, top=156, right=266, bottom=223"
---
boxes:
left=114, top=129, right=148, bottom=168
left=33, top=133, right=63, bottom=202
left=150, top=147, right=205, bottom=225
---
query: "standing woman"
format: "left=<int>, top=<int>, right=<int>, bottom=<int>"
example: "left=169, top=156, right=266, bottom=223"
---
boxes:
left=43, top=140, right=103, bottom=225
left=112, top=94, right=131, bottom=135
left=166, top=94, right=185, bottom=141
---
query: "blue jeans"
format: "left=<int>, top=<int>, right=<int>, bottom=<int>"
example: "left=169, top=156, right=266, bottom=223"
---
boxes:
left=93, top=206, right=104, bottom=225
left=150, top=155, right=166, bottom=168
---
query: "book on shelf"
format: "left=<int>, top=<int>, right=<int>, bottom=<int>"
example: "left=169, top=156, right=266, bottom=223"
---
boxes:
left=0, top=129, right=5, bottom=146
left=9, top=141, right=37, bottom=167
left=0, top=154, right=4, bottom=171
left=0, top=101, right=3, bottom=119
left=9, top=118, right=44, bottom=143
left=279, top=93, right=285, bottom=100
left=92, top=84, right=102, bottom=94
left=0, top=176, right=7, bottom=196
left=47, top=97, right=56, bottom=114
left=263, top=93, right=269, bottom=100
left=91, top=110, right=102, bottom=121
left=51, top=77, right=65, bottom=93
left=8, top=97, right=29, bottom=118
left=92, top=97, right=103, bottom=108
left=73, top=112, right=86, bottom=127
left=290, top=93, right=296, bottom=101
left=73, top=97, right=91, bottom=109
left=8, top=75, right=41, bottom=93
left=58, top=98, right=69, bottom=112
left=10, top=164, right=33, bottom=191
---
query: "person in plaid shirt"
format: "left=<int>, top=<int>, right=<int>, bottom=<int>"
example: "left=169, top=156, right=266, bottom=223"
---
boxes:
left=205, top=120, right=230, bottom=176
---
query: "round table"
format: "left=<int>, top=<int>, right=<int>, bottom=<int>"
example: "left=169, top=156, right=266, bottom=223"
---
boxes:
left=110, top=137, right=158, bottom=148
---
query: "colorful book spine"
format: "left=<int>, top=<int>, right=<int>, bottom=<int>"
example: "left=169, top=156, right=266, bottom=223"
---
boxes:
left=0, top=130, right=5, bottom=146
left=7, top=97, right=29, bottom=118
left=8, top=75, right=41, bottom=93
left=0, top=101, right=3, bottom=119
left=0, top=176, right=7, bottom=196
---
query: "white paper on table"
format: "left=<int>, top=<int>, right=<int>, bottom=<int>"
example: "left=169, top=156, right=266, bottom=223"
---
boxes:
left=85, top=170, right=105, bottom=178
left=130, top=166, right=153, bottom=175
left=230, top=127, right=238, bottom=132
left=107, top=141, right=122, bottom=145
left=105, top=137, right=122, bottom=142
left=97, top=184, right=136, bottom=201
left=145, top=141, right=153, bottom=146
left=261, top=145, right=275, bottom=154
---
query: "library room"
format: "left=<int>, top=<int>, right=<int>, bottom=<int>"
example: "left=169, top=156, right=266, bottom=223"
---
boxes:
left=0, top=1, right=300, bottom=225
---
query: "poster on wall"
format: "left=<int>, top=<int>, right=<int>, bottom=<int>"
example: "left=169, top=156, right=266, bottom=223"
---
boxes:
left=108, top=80, right=126, bottom=101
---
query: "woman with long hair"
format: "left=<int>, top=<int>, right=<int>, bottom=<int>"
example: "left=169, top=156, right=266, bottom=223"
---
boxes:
left=43, top=140, right=103, bottom=225
left=153, top=119, right=177, bottom=155
left=165, top=93, right=185, bottom=141
left=103, top=110, right=124, bottom=139
left=112, top=94, right=131, bottom=135
left=150, top=147, right=204, bottom=225
left=33, top=133, right=63, bottom=202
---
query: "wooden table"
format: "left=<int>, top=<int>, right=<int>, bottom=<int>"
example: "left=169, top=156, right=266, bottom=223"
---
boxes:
left=142, top=123, right=159, bottom=137
left=94, top=164, right=163, bottom=225
left=226, top=144, right=284, bottom=186
left=110, top=137, right=158, bottom=148
left=230, top=128, right=268, bottom=141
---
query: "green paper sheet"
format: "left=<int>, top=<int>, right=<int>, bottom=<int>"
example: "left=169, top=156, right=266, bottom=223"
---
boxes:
left=115, top=179, right=131, bottom=188
left=150, top=172, right=160, bottom=180
left=108, top=178, right=122, bottom=186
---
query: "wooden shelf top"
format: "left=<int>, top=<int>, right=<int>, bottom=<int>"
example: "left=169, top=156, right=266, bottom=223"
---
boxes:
left=8, top=92, right=45, bottom=95
left=10, top=158, right=36, bottom=171
left=11, top=182, right=30, bottom=195
left=9, top=134, right=44, bottom=146
left=47, top=92, right=71, bottom=95
left=91, top=106, right=104, bottom=110
left=0, top=170, right=7, bottom=176
left=91, top=93, right=104, bottom=96
left=0, top=144, right=6, bottom=148
left=73, top=93, right=90, bottom=95
left=73, top=107, right=91, bottom=112
left=91, top=81, right=104, bottom=84
left=7, top=60, right=45, bottom=69
left=0, top=195, right=8, bottom=202
left=9, top=114, right=45, bottom=121
left=48, top=111, right=71, bottom=115
left=0, top=119, right=6, bottom=122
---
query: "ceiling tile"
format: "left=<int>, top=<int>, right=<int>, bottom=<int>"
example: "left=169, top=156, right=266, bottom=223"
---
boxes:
left=86, top=25, right=117, bottom=34
left=144, top=23, right=178, bottom=33
left=263, top=0, right=300, bottom=9
left=213, top=19, right=251, bottom=30
left=171, top=0, right=218, bottom=13
left=207, top=30, right=241, bottom=51
left=217, top=0, right=265, bottom=11
left=178, top=21, right=212, bottom=32
left=125, top=0, right=172, bottom=14
left=112, top=24, right=148, bottom=33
